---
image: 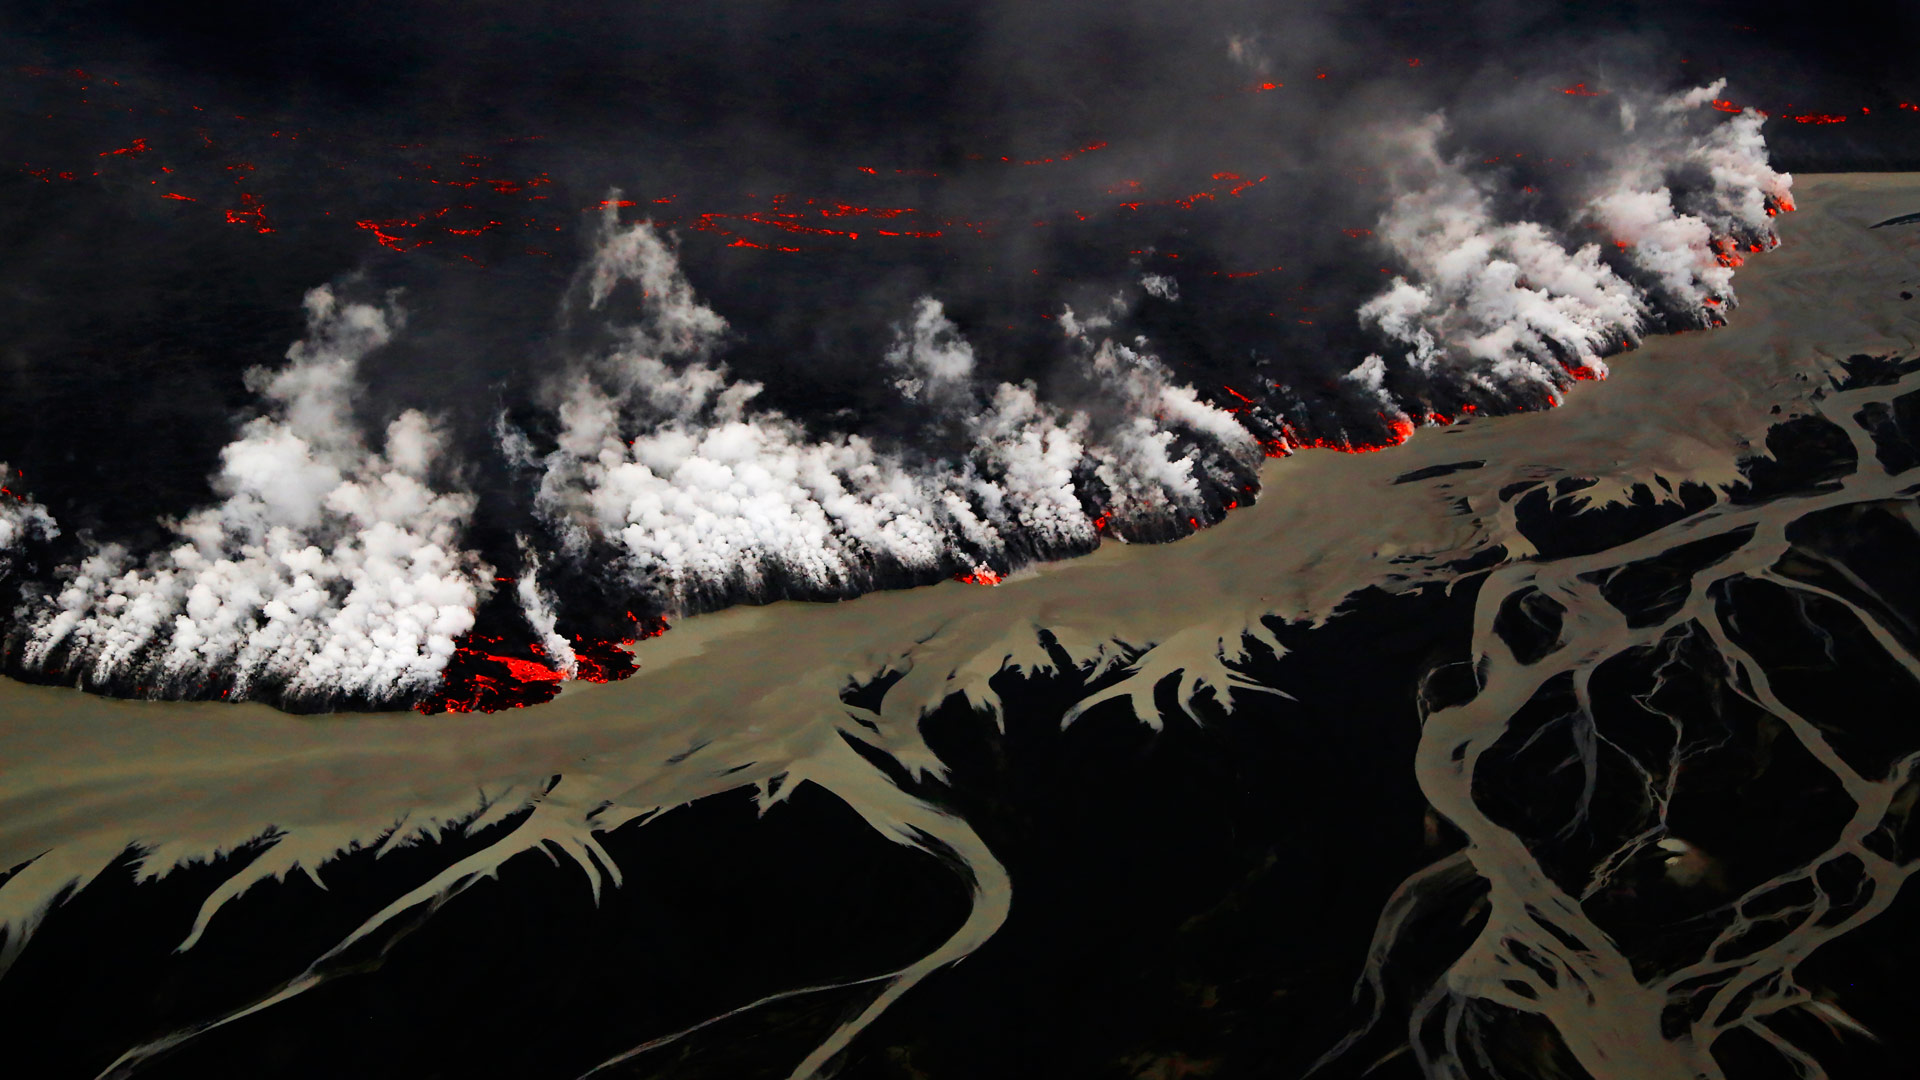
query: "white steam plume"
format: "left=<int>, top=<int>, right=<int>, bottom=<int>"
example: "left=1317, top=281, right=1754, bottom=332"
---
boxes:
left=1140, top=273, right=1179, bottom=301
left=1359, top=84, right=1793, bottom=412
left=516, top=536, right=576, bottom=674
left=529, top=205, right=1257, bottom=613
left=16, top=288, right=492, bottom=706
left=0, top=466, right=57, bottom=579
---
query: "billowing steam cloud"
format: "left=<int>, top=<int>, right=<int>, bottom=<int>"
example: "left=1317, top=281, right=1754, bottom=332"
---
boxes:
left=1349, top=82, right=1793, bottom=420
left=10, top=289, right=492, bottom=707
left=0, top=84, right=1797, bottom=707
left=526, top=205, right=1261, bottom=614
left=0, top=468, right=57, bottom=579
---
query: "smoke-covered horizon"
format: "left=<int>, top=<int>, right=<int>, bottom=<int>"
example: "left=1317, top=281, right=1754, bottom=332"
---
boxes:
left=0, top=0, right=1904, bottom=709
left=0, top=89, right=1793, bottom=708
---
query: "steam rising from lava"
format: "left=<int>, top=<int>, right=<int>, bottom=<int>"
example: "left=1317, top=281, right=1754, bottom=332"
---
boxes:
left=0, top=466, right=57, bottom=578
left=526, top=205, right=1259, bottom=614
left=9, top=289, right=492, bottom=707
left=1353, top=82, right=1793, bottom=420
left=3, top=171, right=1906, bottom=1080
left=0, top=85, right=1800, bottom=708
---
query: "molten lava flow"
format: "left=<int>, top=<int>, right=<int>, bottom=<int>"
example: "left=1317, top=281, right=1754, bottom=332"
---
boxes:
left=1016, top=140, right=1107, bottom=166
left=571, top=637, right=635, bottom=683
left=724, top=237, right=804, bottom=252
left=1125, top=173, right=1269, bottom=212
left=225, top=191, right=272, bottom=233
left=355, top=217, right=435, bottom=251
left=1790, top=113, right=1848, bottom=124
left=1217, top=173, right=1264, bottom=196
left=954, top=569, right=1003, bottom=586
left=418, top=615, right=664, bottom=713
left=1263, top=414, right=1420, bottom=458
left=734, top=211, right=859, bottom=239
left=493, top=653, right=567, bottom=682
left=417, top=634, right=567, bottom=714
left=1561, top=83, right=1603, bottom=97
left=819, top=203, right=914, bottom=219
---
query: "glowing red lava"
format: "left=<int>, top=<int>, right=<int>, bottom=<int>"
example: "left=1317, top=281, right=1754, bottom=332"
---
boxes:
left=419, top=615, right=664, bottom=714
left=954, top=569, right=1004, bottom=586
left=418, top=634, right=566, bottom=713
left=225, top=191, right=272, bottom=233
left=355, top=217, right=434, bottom=251
left=492, top=654, right=567, bottom=682
left=1014, top=140, right=1107, bottom=166
left=1264, top=414, right=1417, bottom=458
